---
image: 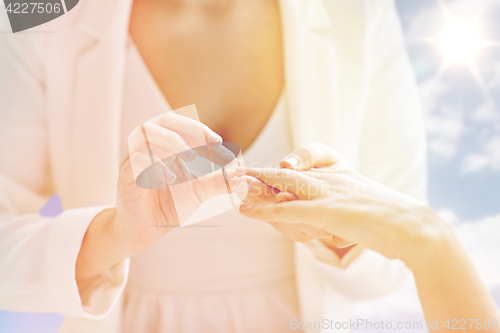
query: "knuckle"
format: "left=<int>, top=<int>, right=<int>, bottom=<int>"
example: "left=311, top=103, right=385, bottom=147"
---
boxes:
left=297, top=146, right=315, bottom=161
left=309, top=141, right=324, bottom=148
left=274, top=204, right=285, bottom=214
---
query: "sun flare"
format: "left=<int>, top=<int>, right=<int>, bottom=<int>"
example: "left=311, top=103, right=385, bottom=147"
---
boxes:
left=435, top=21, right=489, bottom=67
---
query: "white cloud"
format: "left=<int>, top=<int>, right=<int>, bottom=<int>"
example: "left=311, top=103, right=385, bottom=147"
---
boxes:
left=472, top=99, right=500, bottom=122
left=419, top=77, right=449, bottom=111
left=425, top=106, right=464, bottom=158
left=463, top=135, right=500, bottom=172
left=407, top=1, right=500, bottom=163
left=485, top=63, right=500, bottom=91
left=462, top=99, right=500, bottom=172
left=406, top=0, right=491, bottom=42
left=419, top=77, right=464, bottom=158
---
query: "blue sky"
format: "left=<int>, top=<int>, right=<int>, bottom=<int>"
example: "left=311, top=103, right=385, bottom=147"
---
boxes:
left=353, top=1, right=500, bottom=327
left=396, top=0, right=500, bottom=222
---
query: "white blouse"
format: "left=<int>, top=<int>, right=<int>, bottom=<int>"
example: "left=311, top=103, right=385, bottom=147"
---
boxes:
left=119, top=38, right=300, bottom=333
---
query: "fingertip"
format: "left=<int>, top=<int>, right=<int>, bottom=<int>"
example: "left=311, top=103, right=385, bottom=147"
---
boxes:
left=275, top=197, right=287, bottom=204
left=221, top=151, right=236, bottom=163
left=280, top=157, right=299, bottom=169
left=242, top=167, right=259, bottom=178
left=275, top=191, right=299, bottom=203
left=207, top=133, right=223, bottom=143
left=240, top=204, right=252, bottom=212
left=331, top=235, right=355, bottom=249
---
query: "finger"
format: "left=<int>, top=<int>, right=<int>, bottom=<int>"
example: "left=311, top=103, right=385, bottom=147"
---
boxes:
left=127, top=124, right=187, bottom=183
left=275, top=191, right=298, bottom=203
left=240, top=200, right=359, bottom=240
left=267, top=222, right=316, bottom=243
left=243, top=167, right=324, bottom=200
left=239, top=200, right=318, bottom=223
left=142, top=122, right=193, bottom=160
left=132, top=154, right=178, bottom=189
left=127, top=123, right=190, bottom=169
left=186, top=168, right=236, bottom=203
left=237, top=176, right=280, bottom=205
left=273, top=222, right=331, bottom=240
left=151, top=111, right=222, bottom=148
left=280, top=142, right=348, bottom=171
left=241, top=197, right=403, bottom=259
left=192, top=143, right=238, bottom=168
left=331, top=235, right=356, bottom=248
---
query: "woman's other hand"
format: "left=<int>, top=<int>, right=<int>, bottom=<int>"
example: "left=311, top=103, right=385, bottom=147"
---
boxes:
left=239, top=143, right=454, bottom=266
left=279, top=142, right=356, bottom=248
left=76, top=112, right=245, bottom=287
left=240, top=142, right=355, bottom=247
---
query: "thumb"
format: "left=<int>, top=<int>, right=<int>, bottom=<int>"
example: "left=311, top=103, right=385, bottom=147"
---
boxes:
left=280, top=142, right=347, bottom=171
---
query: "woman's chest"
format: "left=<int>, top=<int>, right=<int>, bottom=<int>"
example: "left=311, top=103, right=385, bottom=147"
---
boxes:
left=129, top=0, right=284, bottom=151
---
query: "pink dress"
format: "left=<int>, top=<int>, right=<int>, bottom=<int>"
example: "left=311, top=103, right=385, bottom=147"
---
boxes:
left=119, top=38, right=300, bottom=333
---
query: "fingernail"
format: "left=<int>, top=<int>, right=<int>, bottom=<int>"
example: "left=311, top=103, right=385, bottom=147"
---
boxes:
left=283, top=157, right=299, bottom=168
left=221, top=152, right=235, bottom=162
left=240, top=205, right=252, bottom=211
left=208, top=133, right=222, bottom=143
left=276, top=196, right=286, bottom=203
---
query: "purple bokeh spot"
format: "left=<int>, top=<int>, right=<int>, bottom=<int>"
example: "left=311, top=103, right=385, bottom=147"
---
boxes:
left=39, top=195, right=63, bottom=218
left=0, top=312, right=63, bottom=333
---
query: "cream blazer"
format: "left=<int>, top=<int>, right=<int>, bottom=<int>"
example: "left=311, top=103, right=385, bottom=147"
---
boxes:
left=0, top=0, right=427, bottom=332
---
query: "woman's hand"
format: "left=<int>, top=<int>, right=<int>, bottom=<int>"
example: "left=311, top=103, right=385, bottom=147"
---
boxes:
left=238, top=142, right=454, bottom=266
left=234, top=143, right=353, bottom=249
left=76, top=112, right=244, bottom=286
left=238, top=143, right=500, bottom=328
left=277, top=143, right=358, bottom=248
left=118, top=112, right=248, bottom=251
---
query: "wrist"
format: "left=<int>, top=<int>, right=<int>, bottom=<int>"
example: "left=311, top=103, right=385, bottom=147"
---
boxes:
left=113, top=207, right=168, bottom=257
left=76, top=208, right=132, bottom=281
left=402, top=205, right=459, bottom=271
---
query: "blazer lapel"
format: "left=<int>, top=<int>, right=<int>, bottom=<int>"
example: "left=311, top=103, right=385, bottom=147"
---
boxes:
left=280, top=0, right=341, bottom=151
left=69, top=0, right=133, bottom=207
left=280, top=0, right=370, bottom=164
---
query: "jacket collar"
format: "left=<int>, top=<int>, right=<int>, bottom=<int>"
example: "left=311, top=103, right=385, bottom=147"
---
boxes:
left=76, top=0, right=131, bottom=40
left=279, top=0, right=340, bottom=150
left=305, top=0, right=331, bottom=30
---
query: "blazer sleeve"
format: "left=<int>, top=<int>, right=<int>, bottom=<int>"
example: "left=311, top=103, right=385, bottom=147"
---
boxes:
left=0, top=24, right=128, bottom=319
left=302, top=0, right=427, bottom=301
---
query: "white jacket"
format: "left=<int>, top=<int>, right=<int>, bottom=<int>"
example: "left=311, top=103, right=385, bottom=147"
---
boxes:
left=0, top=0, right=427, bottom=332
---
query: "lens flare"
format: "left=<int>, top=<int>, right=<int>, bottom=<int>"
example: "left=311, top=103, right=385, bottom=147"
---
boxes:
left=435, top=21, right=489, bottom=67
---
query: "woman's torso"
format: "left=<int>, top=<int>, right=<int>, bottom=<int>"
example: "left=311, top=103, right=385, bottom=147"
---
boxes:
left=120, top=38, right=299, bottom=332
left=121, top=1, right=300, bottom=331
